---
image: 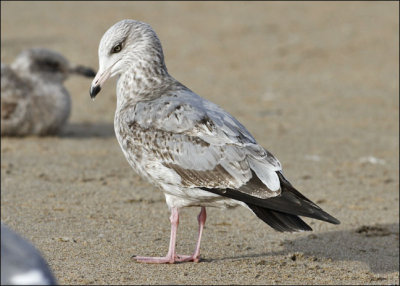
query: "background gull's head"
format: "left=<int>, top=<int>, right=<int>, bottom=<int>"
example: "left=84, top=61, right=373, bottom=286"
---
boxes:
left=11, top=48, right=96, bottom=83
left=90, top=19, right=167, bottom=99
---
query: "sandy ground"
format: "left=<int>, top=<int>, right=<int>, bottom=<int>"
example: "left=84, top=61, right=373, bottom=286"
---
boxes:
left=1, top=2, right=399, bottom=285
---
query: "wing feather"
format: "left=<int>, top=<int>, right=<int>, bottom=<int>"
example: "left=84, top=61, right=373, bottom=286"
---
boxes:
left=117, top=91, right=282, bottom=199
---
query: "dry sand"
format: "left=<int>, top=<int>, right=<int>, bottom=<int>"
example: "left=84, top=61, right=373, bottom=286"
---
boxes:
left=1, top=2, right=399, bottom=285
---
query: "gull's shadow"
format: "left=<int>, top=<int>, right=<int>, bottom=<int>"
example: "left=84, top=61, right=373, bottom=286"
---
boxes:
left=61, top=122, right=114, bottom=138
left=208, top=223, right=399, bottom=274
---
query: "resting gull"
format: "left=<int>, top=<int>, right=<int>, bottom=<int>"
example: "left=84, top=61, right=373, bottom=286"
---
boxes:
left=90, top=19, right=340, bottom=264
left=1, top=48, right=95, bottom=136
left=1, top=224, right=57, bottom=285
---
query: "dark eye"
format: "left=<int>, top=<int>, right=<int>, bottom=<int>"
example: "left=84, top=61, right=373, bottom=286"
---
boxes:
left=112, top=44, right=122, bottom=54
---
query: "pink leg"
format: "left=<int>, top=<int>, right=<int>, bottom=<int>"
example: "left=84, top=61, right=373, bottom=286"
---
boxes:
left=133, top=207, right=207, bottom=264
left=133, top=207, right=179, bottom=263
left=176, top=207, right=207, bottom=263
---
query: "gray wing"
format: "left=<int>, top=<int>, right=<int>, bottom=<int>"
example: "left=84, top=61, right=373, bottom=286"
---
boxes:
left=121, top=90, right=282, bottom=198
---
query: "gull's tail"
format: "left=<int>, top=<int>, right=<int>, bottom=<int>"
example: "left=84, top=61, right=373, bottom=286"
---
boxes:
left=202, top=171, right=340, bottom=232
left=246, top=203, right=313, bottom=232
left=247, top=171, right=340, bottom=232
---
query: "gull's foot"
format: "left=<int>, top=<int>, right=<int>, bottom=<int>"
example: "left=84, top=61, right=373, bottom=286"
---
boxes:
left=132, top=254, right=201, bottom=263
left=176, top=254, right=201, bottom=263
left=132, top=255, right=175, bottom=264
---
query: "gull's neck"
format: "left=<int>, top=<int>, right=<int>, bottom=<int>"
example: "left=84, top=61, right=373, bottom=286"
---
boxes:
left=116, top=56, right=170, bottom=107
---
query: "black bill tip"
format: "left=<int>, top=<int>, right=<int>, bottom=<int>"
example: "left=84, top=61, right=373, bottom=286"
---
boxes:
left=90, top=85, right=101, bottom=99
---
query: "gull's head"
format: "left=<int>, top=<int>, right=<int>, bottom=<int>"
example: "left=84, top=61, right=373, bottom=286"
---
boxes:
left=90, top=19, right=166, bottom=99
left=11, top=48, right=96, bottom=83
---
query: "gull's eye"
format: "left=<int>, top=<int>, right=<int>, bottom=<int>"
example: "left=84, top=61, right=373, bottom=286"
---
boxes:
left=112, top=44, right=122, bottom=54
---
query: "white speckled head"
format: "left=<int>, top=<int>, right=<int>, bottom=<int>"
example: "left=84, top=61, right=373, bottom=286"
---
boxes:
left=90, top=19, right=167, bottom=98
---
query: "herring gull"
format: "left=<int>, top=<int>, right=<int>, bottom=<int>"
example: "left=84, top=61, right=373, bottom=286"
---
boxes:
left=1, top=224, right=57, bottom=285
left=1, top=48, right=95, bottom=136
left=90, top=19, right=340, bottom=264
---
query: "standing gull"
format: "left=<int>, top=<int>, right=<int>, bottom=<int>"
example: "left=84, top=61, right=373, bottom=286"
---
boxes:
left=1, top=48, right=95, bottom=136
left=90, top=19, right=340, bottom=264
